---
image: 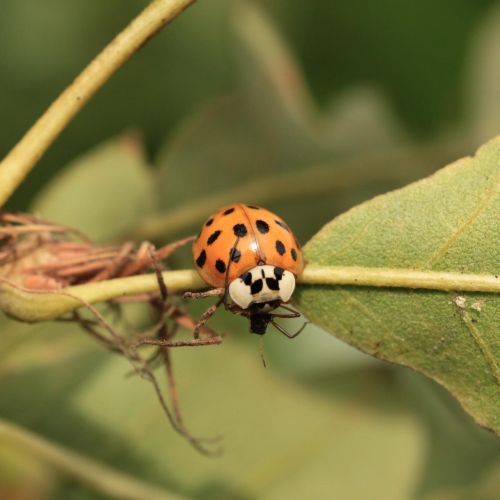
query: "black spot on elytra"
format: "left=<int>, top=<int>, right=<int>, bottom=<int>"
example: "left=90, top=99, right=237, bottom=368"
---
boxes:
left=215, top=259, right=226, bottom=273
left=207, top=230, right=221, bottom=245
left=291, top=248, right=298, bottom=261
left=229, top=248, right=241, bottom=263
left=274, top=267, right=284, bottom=280
left=246, top=205, right=260, bottom=209
left=251, top=279, right=263, bottom=294
left=266, top=278, right=280, bottom=291
left=276, top=240, right=286, bottom=256
left=196, top=250, right=206, bottom=268
left=233, top=223, right=248, bottom=237
left=256, top=220, right=269, bottom=234
left=223, top=207, right=235, bottom=215
left=242, top=272, right=252, bottom=285
left=205, top=218, right=214, bottom=227
left=275, top=220, right=290, bottom=232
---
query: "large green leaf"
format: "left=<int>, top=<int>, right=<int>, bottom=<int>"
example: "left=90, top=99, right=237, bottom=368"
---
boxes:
left=296, top=135, right=500, bottom=434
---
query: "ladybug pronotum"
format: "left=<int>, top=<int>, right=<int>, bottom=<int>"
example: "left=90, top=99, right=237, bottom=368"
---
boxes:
left=190, top=204, right=306, bottom=337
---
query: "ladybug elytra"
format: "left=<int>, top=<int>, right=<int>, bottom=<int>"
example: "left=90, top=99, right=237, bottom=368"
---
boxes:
left=191, top=204, right=306, bottom=336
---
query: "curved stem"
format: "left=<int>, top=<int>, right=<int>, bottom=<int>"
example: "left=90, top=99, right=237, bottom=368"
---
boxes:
left=1, top=266, right=498, bottom=323
left=0, top=0, right=196, bottom=208
left=0, top=418, right=183, bottom=500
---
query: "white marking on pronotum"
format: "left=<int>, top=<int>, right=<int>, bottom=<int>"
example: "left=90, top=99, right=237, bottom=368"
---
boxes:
left=229, top=264, right=295, bottom=309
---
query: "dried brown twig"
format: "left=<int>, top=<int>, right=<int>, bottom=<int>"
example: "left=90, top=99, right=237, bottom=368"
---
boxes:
left=0, top=212, right=223, bottom=455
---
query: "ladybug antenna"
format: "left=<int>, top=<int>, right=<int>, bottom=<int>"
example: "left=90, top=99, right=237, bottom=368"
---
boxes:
left=259, top=336, right=267, bottom=368
left=270, top=319, right=309, bottom=339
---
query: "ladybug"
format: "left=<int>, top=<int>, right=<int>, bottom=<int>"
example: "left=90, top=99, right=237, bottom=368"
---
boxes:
left=189, top=204, right=307, bottom=337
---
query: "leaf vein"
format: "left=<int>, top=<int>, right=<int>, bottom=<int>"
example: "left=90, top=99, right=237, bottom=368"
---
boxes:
left=327, top=216, right=378, bottom=259
left=454, top=299, right=500, bottom=387
left=340, top=290, right=396, bottom=340
left=425, top=175, right=499, bottom=268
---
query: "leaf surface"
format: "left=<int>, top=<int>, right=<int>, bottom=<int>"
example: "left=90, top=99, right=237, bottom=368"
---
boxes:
left=296, top=136, right=500, bottom=433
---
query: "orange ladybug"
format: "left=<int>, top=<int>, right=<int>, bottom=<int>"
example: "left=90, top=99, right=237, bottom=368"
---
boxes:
left=190, top=204, right=306, bottom=337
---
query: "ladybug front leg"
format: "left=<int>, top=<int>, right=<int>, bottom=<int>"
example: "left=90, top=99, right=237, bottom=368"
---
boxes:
left=191, top=296, right=224, bottom=339
left=184, top=288, right=225, bottom=338
left=184, top=288, right=225, bottom=300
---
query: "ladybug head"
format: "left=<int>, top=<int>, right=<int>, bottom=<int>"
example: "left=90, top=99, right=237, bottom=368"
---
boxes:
left=246, top=300, right=280, bottom=335
left=228, top=265, right=295, bottom=310
left=249, top=312, right=271, bottom=335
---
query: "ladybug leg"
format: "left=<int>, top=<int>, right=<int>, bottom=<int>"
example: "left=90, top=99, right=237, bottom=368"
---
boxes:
left=192, top=297, right=224, bottom=339
left=270, top=318, right=309, bottom=339
left=268, top=305, right=303, bottom=320
left=184, top=288, right=225, bottom=299
left=269, top=313, right=301, bottom=319
left=276, top=304, right=302, bottom=317
left=183, top=288, right=225, bottom=338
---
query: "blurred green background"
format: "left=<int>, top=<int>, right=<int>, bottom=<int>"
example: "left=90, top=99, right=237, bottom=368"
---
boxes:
left=1, top=0, right=500, bottom=499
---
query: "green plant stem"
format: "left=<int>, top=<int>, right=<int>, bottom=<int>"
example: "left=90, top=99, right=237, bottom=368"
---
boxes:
left=0, top=418, right=183, bottom=500
left=1, top=266, right=498, bottom=323
left=0, top=270, right=205, bottom=322
left=0, top=0, right=196, bottom=209
left=301, top=265, right=500, bottom=293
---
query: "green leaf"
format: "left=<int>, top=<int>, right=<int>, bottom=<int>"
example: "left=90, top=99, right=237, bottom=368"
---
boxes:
left=296, top=135, right=500, bottom=434
left=32, top=133, right=154, bottom=242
